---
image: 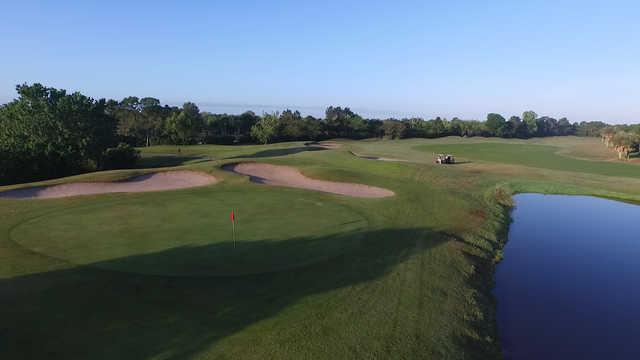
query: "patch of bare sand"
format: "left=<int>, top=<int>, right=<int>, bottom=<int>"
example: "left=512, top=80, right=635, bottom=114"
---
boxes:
left=349, top=151, right=408, bottom=162
left=307, top=141, right=342, bottom=150
left=225, top=163, right=394, bottom=198
left=0, top=171, right=217, bottom=199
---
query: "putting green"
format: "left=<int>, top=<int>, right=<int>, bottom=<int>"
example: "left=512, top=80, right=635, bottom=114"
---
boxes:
left=10, top=187, right=368, bottom=276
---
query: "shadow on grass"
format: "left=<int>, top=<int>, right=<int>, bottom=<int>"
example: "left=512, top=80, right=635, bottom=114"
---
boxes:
left=1, top=228, right=456, bottom=359
left=433, top=160, right=472, bottom=165
left=230, top=146, right=324, bottom=159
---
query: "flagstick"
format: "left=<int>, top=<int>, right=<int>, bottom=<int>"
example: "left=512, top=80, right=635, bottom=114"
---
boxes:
left=232, top=209, right=236, bottom=249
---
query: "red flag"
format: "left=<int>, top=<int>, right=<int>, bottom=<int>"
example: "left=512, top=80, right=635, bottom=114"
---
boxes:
left=230, top=210, right=235, bottom=222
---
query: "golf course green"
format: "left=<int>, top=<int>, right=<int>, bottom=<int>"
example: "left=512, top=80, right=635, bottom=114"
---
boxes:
left=10, top=185, right=368, bottom=276
left=2, top=136, right=640, bottom=359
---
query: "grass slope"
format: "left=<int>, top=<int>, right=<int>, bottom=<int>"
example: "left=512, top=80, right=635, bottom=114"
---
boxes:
left=2, top=137, right=639, bottom=359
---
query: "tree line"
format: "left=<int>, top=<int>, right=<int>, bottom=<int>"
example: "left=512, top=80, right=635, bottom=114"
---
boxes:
left=0, top=83, right=630, bottom=185
left=112, top=100, right=607, bottom=145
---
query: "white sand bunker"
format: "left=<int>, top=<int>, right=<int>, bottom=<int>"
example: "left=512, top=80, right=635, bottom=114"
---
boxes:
left=225, top=163, right=394, bottom=198
left=0, top=171, right=217, bottom=199
left=350, top=151, right=408, bottom=162
left=307, top=141, right=342, bottom=150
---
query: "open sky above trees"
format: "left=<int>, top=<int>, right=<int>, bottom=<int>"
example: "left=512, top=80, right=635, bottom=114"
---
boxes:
left=1, top=0, right=639, bottom=122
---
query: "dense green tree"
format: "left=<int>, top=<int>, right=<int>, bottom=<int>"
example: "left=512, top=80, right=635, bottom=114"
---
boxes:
left=523, top=111, right=538, bottom=135
left=166, top=102, right=203, bottom=144
left=250, top=112, right=279, bottom=144
left=366, top=119, right=385, bottom=138
left=201, top=111, right=259, bottom=144
left=139, top=98, right=169, bottom=146
left=113, top=96, right=168, bottom=146
left=403, top=118, right=425, bottom=138
left=0, top=83, right=117, bottom=184
left=101, top=143, right=140, bottom=169
left=278, top=110, right=306, bottom=140
left=501, top=116, right=529, bottom=138
left=539, top=116, right=559, bottom=136
left=458, top=120, right=486, bottom=137
left=382, top=119, right=408, bottom=139
left=325, top=106, right=367, bottom=138
left=501, top=116, right=515, bottom=137
left=485, top=113, right=506, bottom=136
left=303, top=115, right=324, bottom=140
left=557, top=117, right=572, bottom=136
left=114, top=96, right=141, bottom=140
left=231, top=111, right=259, bottom=142
left=575, top=121, right=608, bottom=137
left=428, top=117, right=447, bottom=138
left=449, top=118, right=464, bottom=136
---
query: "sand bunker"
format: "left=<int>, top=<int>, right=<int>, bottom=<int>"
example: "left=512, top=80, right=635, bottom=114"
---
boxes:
left=225, top=163, right=394, bottom=198
left=350, top=151, right=408, bottom=163
left=0, top=171, right=217, bottom=200
left=307, top=141, right=342, bottom=150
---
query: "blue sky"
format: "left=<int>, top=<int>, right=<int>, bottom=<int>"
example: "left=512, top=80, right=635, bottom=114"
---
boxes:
left=1, top=0, right=639, bottom=122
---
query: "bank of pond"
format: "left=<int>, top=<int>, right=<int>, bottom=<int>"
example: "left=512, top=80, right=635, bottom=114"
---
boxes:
left=495, top=193, right=640, bottom=359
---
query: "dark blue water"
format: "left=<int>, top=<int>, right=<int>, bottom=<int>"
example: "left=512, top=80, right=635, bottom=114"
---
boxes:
left=495, top=194, right=640, bottom=360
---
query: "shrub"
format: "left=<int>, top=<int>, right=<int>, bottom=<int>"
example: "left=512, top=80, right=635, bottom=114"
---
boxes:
left=100, top=143, right=140, bottom=170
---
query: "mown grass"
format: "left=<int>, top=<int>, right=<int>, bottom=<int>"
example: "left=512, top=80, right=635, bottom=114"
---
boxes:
left=10, top=184, right=367, bottom=277
left=2, top=137, right=640, bottom=359
left=415, top=142, right=640, bottom=178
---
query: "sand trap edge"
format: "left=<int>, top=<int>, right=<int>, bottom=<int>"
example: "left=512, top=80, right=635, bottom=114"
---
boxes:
left=223, top=162, right=394, bottom=198
left=0, top=171, right=218, bottom=200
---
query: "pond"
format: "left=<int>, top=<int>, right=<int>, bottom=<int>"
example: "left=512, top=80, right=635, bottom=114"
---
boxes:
left=494, top=193, right=640, bottom=359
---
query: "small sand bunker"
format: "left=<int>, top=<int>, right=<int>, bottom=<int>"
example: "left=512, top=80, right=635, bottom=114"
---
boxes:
left=307, top=141, right=342, bottom=150
left=0, top=171, right=217, bottom=200
left=225, top=163, right=394, bottom=198
left=350, top=151, right=408, bottom=163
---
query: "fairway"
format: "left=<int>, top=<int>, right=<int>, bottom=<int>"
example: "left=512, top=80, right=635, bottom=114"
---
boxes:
left=416, top=142, right=640, bottom=178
